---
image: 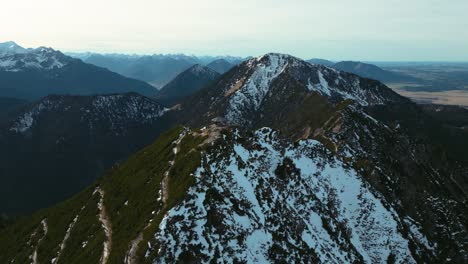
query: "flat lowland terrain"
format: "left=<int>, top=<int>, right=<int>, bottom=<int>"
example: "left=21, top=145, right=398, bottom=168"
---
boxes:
left=390, top=85, right=468, bottom=108
left=382, top=63, right=468, bottom=92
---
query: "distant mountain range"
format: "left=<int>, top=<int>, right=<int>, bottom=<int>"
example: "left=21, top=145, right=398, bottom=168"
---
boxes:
left=69, top=52, right=244, bottom=88
left=306, top=58, right=334, bottom=66
left=0, top=42, right=158, bottom=100
left=156, top=64, right=220, bottom=106
left=332, top=61, right=419, bottom=83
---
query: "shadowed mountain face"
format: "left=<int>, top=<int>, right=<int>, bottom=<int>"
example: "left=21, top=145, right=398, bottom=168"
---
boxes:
left=206, top=59, right=235, bottom=74
left=0, top=93, right=171, bottom=215
left=0, top=97, right=28, bottom=115
left=156, top=64, right=220, bottom=106
left=0, top=44, right=158, bottom=100
left=332, top=61, right=418, bottom=83
left=0, top=53, right=466, bottom=263
left=421, top=104, right=468, bottom=129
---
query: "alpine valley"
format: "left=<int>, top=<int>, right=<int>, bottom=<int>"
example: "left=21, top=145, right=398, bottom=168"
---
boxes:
left=0, top=53, right=467, bottom=264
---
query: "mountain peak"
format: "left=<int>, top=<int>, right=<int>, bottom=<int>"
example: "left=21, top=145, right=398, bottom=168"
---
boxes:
left=34, top=46, right=58, bottom=54
left=157, top=64, right=221, bottom=106
left=206, top=59, right=235, bottom=74
left=0, top=41, right=21, bottom=48
left=251, top=52, right=297, bottom=65
left=182, top=53, right=406, bottom=126
left=187, top=64, right=218, bottom=77
left=0, top=41, right=27, bottom=56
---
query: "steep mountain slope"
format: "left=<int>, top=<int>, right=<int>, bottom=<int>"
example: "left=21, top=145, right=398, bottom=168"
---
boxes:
left=368, top=102, right=468, bottom=163
left=0, top=45, right=157, bottom=100
left=307, top=58, right=334, bottom=66
left=1, top=54, right=466, bottom=263
left=332, top=61, right=418, bottom=83
left=0, top=93, right=171, bottom=215
left=156, top=64, right=220, bottom=106
left=207, top=59, right=235, bottom=73
left=76, top=53, right=245, bottom=87
left=421, top=104, right=468, bottom=129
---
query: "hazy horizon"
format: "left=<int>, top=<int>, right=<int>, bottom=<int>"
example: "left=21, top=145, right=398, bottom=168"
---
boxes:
left=2, top=0, right=468, bottom=61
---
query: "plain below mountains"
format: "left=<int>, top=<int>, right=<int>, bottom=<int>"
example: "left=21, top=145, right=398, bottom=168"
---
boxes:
left=0, top=42, right=158, bottom=100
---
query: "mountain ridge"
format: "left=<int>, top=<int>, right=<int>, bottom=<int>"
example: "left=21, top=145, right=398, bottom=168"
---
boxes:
left=0, top=52, right=466, bottom=263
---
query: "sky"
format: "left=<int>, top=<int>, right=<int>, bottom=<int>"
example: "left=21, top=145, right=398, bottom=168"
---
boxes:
left=1, top=0, right=467, bottom=61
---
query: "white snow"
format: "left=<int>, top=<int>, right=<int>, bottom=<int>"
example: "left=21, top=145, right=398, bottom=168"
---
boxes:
left=52, top=210, right=82, bottom=264
left=31, top=219, right=48, bottom=264
left=225, top=54, right=289, bottom=124
left=96, top=187, right=112, bottom=264
left=152, top=127, right=417, bottom=263
left=0, top=47, right=68, bottom=72
left=307, top=70, right=331, bottom=96
left=221, top=54, right=391, bottom=126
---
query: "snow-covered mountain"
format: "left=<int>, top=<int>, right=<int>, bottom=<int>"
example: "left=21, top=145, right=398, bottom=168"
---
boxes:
left=0, top=41, right=27, bottom=57
left=182, top=53, right=405, bottom=127
left=0, top=53, right=466, bottom=263
left=0, top=42, right=157, bottom=99
left=0, top=46, right=72, bottom=72
left=153, top=127, right=423, bottom=263
left=8, top=93, right=168, bottom=134
left=0, top=93, right=171, bottom=215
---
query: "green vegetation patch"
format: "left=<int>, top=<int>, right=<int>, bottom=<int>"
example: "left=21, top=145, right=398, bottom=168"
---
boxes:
left=0, top=126, right=208, bottom=263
